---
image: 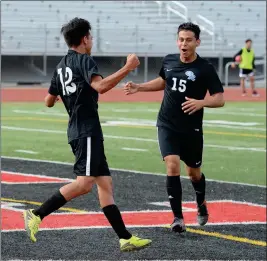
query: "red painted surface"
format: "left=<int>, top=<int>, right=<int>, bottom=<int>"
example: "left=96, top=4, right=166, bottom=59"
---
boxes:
left=2, top=201, right=266, bottom=231
left=1, top=171, right=71, bottom=184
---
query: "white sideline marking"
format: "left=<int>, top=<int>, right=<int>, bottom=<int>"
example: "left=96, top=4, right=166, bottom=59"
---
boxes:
left=10, top=110, right=265, bottom=130
left=204, top=120, right=260, bottom=126
left=206, top=144, right=266, bottom=152
left=204, top=110, right=266, bottom=117
left=149, top=200, right=266, bottom=208
left=2, top=126, right=266, bottom=152
left=13, top=109, right=67, bottom=117
left=103, top=121, right=266, bottom=131
left=15, top=150, right=38, bottom=154
left=122, top=147, right=148, bottom=152
left=2, top=221, right=266, bottom=233
left=203, top=124, right=266, bottom=131
left=1, top=157, right=266, bottom=188
left=13, top=108, right=266, bottom=117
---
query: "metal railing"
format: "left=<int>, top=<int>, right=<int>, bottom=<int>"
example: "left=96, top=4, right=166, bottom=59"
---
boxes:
left=166, top=1, right=188, bottom=22
left=194, top=14, right=215, bottom=50
left=224, top=60, right=266, bottom=86
left=154, top=1, right=163, bottom=16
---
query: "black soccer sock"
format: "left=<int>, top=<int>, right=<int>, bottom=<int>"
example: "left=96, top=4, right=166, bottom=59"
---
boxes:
left=102, top=204, right=132, bottom=240
left=166, top=176, right=183, bottom=219
left=33, top=191, right=67, bottom=220
left=191, top=173, right=206, bottom=206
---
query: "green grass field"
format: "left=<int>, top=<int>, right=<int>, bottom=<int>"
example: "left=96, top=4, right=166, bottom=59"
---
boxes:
left=1, top=101, right=266, bottom=185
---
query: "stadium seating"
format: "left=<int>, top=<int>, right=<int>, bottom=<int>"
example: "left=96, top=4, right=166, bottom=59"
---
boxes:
left=1, top=1, right=266, bottom=56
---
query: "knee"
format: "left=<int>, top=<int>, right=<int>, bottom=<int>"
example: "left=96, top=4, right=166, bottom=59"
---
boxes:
left=186, top=168, right=201, bottom=182
left=165, top=156, right=180, bottom=176
left=76, top=181, right=93, bottom=195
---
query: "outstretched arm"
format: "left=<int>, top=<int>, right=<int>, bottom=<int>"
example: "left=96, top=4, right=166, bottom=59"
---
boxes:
left=123, top=77, right=165, bottom=95
left=91, top=54, right=139, bottom=94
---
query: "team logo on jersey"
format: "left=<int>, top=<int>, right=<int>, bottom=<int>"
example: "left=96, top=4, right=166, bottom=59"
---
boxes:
left=185, top=71, right=196, bottom=81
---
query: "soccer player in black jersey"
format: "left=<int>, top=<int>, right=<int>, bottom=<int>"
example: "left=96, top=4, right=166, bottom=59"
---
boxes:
left=23, top=17, right=151, bottom=251
left=124, top=22, right=225, bottom=233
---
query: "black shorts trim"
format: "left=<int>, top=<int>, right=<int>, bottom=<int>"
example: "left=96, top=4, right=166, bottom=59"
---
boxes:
left=239, top=68, right=254, bottom=77
left=70, top=137, right=110, bottom=177
left=157, top=127, right=203, bottom=168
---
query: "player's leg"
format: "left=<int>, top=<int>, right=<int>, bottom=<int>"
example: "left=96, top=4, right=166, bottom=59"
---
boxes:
left=239, top=69, right=246, bottom=96
left=249, top=73, right=259, bottom=97
left=23, top=137, right=96, bottom=242
left=157, top=127, right=185, bottom=233
left=95, top=142, right=151, bottom=251
left=185, top=166, right=208, bottom=225
left=181, top=132, right=208, bottom=226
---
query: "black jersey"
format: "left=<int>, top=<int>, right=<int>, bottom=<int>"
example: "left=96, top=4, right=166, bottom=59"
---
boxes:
left=157, top=54, right=224, bottom=133
left=48, top=50, right=103, bottom=143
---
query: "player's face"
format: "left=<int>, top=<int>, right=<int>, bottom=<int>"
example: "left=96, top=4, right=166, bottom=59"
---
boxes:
left=84, top=34, right=93, bottom=54
left=246, top=41, right=252, bottom=49
left=177, top=30, right=200, bottom=59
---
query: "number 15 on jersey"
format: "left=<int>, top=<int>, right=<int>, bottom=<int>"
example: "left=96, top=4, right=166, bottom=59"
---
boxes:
left=171, top=78, right=187, bottom=92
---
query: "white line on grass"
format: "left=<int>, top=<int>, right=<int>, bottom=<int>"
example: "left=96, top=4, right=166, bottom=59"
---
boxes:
left=13, top=109, right=67, bottom=117
left=2, top=126, right=266, bottom=152
left=203, top=124, right=266, bottom=131
left=12, top=108, right=266, bottom=118
left=122, top=147, right=148, bottom=152
left=15, top=150, right=38, bottom=154
left=1, top=156, right=266, bottom=188
left=204, top=110, right=266, bottom=117
left=10, top=110, right=266, bottom=131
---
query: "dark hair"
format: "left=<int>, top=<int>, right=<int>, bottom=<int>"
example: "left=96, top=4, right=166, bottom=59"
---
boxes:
left=245, top=39, right=252, bottom=43
left=177, top=22, right=201, bottom=40
left=61, top=17, right=91, bottom=47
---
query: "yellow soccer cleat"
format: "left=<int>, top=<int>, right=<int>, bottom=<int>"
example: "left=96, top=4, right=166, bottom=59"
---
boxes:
left=23, top=209, right=41, bottom=243
left=120, top=235, right=152, bottom=252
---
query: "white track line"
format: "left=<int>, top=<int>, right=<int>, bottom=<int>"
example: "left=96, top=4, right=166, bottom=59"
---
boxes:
left=1, top=126, right=266, bottom=152
left=1, top=156, right=266, bottom=188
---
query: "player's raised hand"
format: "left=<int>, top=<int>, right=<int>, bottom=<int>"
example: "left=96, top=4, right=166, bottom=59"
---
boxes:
left=182, top=97, right=204, bottom=115
left=231, top=63, right=236, bottom=69
left=123, top=81, right=139, bottom=95
left=125, top=54, right=140, bottom=71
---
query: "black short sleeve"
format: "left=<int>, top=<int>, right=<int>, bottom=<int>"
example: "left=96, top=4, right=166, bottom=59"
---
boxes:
left=48, top=70, right=59, bottom=96
left=159, top=57, right=166, bottom=80
left=82, top=56, right=103, bottom=85
left=205, top=63, right=224, bottom=95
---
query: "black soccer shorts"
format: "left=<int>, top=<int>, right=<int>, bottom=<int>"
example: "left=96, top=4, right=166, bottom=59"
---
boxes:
left=157, top=126, right=203, bottom=168
left=70, top=137, right=111, bottom=176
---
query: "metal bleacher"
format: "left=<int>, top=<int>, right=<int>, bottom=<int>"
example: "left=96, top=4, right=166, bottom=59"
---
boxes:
left=179, top=1, right=266, bottom=55
left=2, top=1, right=265, bottom=57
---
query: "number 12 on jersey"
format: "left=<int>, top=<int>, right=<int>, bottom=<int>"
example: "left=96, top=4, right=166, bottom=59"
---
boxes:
left=171, top=78, right=187, bottom=92
left=57, top=67, right=77, bottom=96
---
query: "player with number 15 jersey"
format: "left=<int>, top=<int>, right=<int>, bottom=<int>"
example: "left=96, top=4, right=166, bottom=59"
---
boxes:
left=157, top=53, right=223, bottom=134
left=123, top=22, right=225, bottom=234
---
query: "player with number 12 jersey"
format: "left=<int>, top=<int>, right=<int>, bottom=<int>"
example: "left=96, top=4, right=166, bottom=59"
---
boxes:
left=49, top=51, right=103, bottom=143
